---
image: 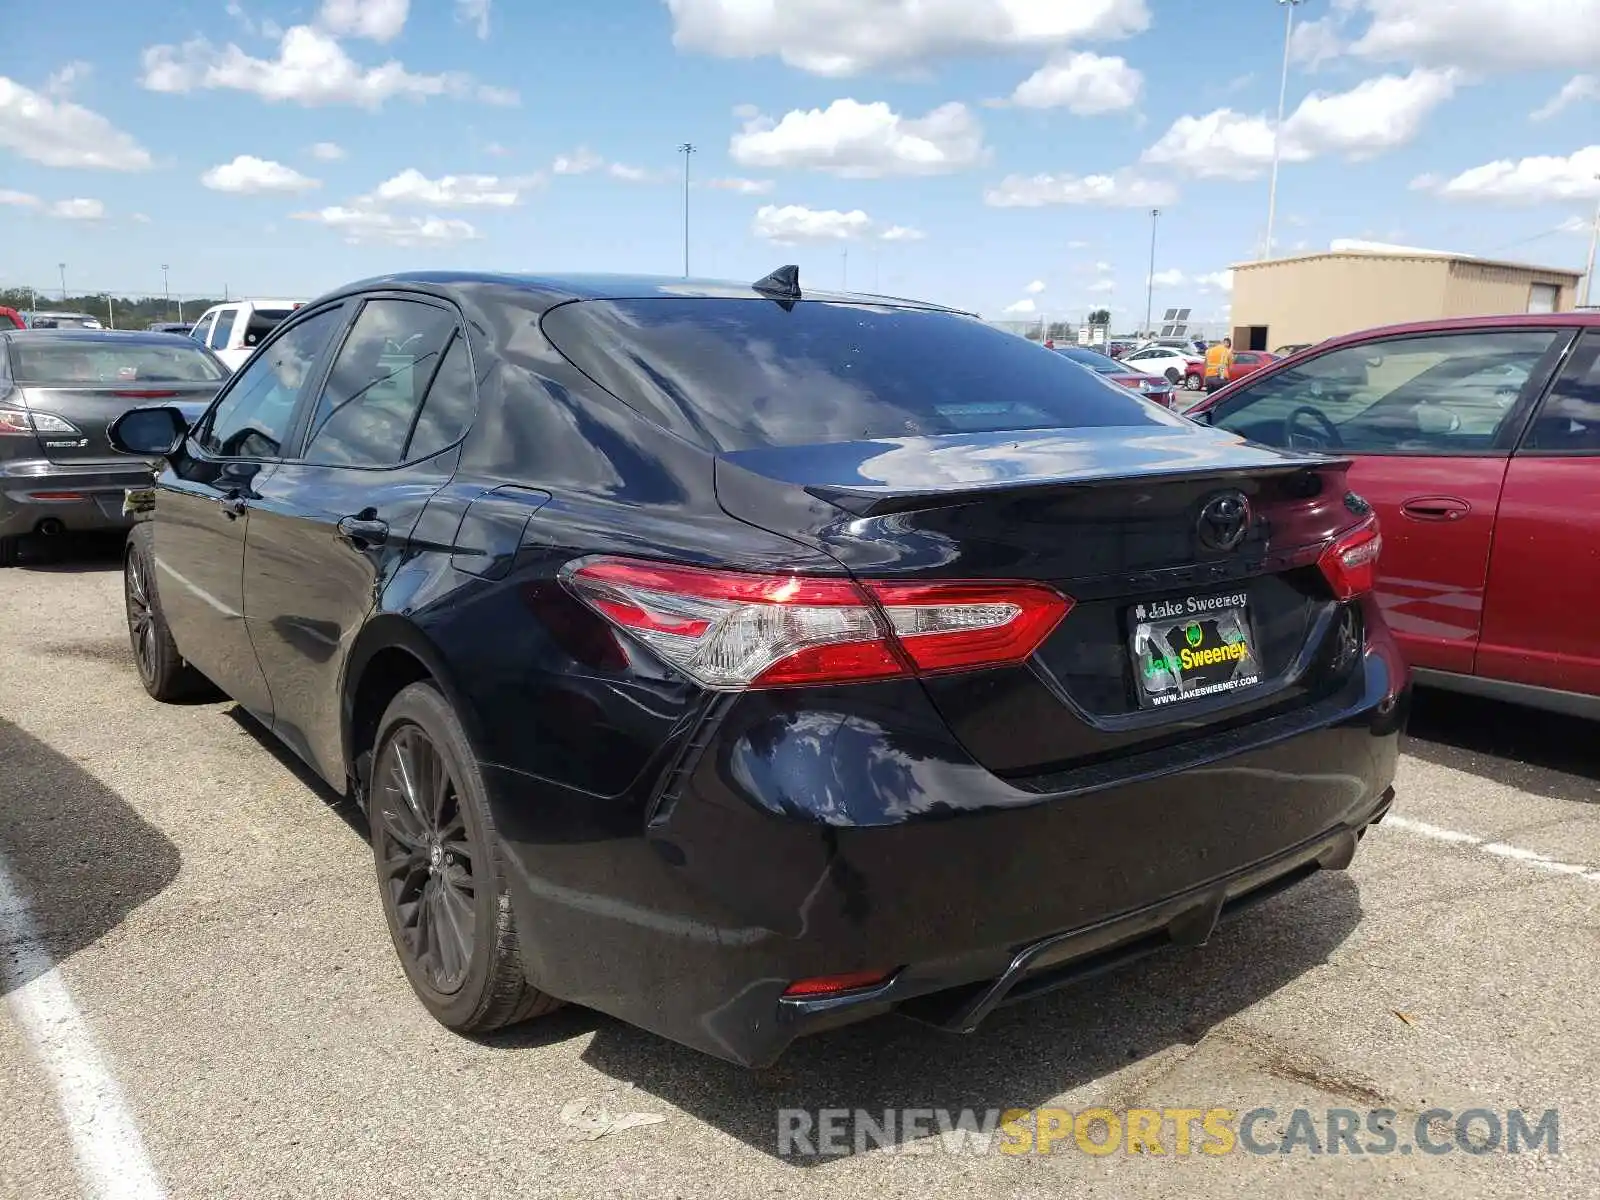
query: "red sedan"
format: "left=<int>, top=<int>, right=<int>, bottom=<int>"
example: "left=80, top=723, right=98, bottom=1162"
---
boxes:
left=1183, top=349, right=1278, bottom=391
left=0, top=307, right=23, bottom=330
left=1188, top=312, right=1600, bottom=716
left=1054, top=345, right=1179, bottom=407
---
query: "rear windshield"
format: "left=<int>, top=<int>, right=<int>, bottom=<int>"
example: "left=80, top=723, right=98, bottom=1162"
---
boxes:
left=10, top=340, right=227, bottom=385
left=1057, top=347, right=1125, bottom=374
left=541, top=298, right=1164, bottom=451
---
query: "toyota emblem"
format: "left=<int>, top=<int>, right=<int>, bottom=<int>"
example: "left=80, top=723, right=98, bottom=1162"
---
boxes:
left=1197, top=491, right=1251, bottom=551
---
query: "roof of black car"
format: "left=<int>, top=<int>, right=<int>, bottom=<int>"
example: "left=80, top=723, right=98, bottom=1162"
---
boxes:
left=322, top=271, right=968, bottom=315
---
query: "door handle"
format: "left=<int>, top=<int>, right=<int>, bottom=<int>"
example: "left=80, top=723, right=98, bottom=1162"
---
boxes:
left=336, top=515, right=389, bottom=547
left=219, top=495, right=247, bottom=519
left=1400, top=496, right=1471, bottom=522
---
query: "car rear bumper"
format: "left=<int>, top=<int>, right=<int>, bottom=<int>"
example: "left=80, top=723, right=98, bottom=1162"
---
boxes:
left=0, top=459, right=153, bottom=538
left=486, top=643, right=1407, bottom=1067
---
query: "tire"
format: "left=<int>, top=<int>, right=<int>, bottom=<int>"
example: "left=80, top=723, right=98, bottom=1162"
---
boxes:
left=1164, top=367, right=1182, bottom=385
left=369, top=681, right=561, bottom=1033
left=0, top=537, right=16, bottom=568
left=1184, top=374, right=1202, bottom=391
left=124, top=525, right=213, bottom=702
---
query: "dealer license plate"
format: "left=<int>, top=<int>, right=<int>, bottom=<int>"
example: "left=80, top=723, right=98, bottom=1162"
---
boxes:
left=1128, top=591, right=1263, bottom=708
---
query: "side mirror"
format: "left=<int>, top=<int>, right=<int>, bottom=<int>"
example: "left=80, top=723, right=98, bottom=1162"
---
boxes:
left=109, top=406, right=189, bottom=457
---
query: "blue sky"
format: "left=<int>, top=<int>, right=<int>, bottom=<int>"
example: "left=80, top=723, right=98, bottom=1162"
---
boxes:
left=3, top=0, right=1598, bottom=326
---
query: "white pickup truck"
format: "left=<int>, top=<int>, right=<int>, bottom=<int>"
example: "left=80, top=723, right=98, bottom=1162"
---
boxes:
left=189, top=299, right=306, bottom=370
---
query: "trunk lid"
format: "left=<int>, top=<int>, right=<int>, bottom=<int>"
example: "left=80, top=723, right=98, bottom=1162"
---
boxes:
left=20, top=383, right=220, bottom=466
left=715, top=425, right=1369, bottom=778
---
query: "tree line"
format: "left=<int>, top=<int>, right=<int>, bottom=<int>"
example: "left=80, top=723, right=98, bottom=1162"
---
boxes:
left=0, top=289, right=225, bottom=328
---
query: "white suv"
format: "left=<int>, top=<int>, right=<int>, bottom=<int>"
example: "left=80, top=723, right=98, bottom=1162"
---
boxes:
left=190, top=300, right=306, bottom=370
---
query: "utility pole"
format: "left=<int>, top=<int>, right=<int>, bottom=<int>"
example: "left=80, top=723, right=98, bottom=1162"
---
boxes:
left=1264, top=0, right=1304, bottom=260
left=177, top=295, right=184, bottom=322
left=57, top=262, right=66, bottom=302
left=1145, top=208, right=1160, bottom=337
left=678, top=143, right=695, bottom=278
left=1584, top=174, right=1600, bottom=307
left=104, top=293, right=114, bottom=329
left=162, top=264, right=170, bottom=321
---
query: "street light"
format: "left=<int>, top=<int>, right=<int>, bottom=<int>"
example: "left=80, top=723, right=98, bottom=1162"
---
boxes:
left=57, top=262, right=66, bottom=303
left=162, top=264, right=170, bottom=321
left=1145, top=208, right=1160, bottom=337
left=1264, top=0, right=1306, bottom=260
left=1583, top=174, right=1600, bottom=307
left=678, top=143, right=696, bottom=278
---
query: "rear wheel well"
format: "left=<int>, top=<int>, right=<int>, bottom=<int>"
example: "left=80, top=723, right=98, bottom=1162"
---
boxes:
left=347, top=647, right=432, bottom=803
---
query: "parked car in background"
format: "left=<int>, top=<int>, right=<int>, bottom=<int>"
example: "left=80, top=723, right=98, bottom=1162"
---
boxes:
left=1107, top=340, right=1135, bottom=359
left=1055, top=344, right=1178, bottom=407
left=0, top=329, right=227, bottom=566
left=189, top=299, right=305, bottom=370
left=1184, top=350, right=1280, bottom=391
left=1190, top=311, right=1600, bottom=716
left=1122, top=344, right=1203, bottom=384
left=28, top=311, right=103, bottom=330
left=109, top=268, right=1405, bottom=1066
left=0, top=308, right=23, bottom=330
left=147, top=321, right=194, bottom=335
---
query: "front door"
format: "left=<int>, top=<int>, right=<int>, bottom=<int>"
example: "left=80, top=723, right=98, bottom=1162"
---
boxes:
left=159, top=303, right=349, bottom=718
left=1478, top=330, right=1600, bottom=695
left=1208, top=327, right=1573, bottom=673
left=242, top=296, right=478, bottom=786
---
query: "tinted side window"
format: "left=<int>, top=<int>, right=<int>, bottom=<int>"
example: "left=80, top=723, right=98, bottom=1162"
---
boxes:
left=1522, top=333, right=1600, bottom=454
left=303, top=299, right=457, bottom=467
left=199, top=307, right=343, bottom=459
left=210, top=308, right=237, bottom=349
left=405, top=334, right=478, bottom=460
left=191, top=312, right=216, bottom=345
left=542, top=298, right=1165, bottom=451
left=1212, top=330, right=1561, bottom=454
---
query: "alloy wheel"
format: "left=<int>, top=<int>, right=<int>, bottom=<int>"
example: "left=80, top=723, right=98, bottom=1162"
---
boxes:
left=376, top=725, right=476, bottom=995
left=125, top=553, right=158, bottom=683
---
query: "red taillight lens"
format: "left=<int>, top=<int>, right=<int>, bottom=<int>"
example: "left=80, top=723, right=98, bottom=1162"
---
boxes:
left=561, top=558, right=1072, bottom=690
left=1318, top=520, right=1382, bottom=600
left=781, top=969, right=894, bottom=998
left=0, top=407, right=35, bottom=436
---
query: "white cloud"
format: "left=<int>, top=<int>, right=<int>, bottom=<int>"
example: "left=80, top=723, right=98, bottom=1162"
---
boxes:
left=1142, top=68, right=1459, bottom=179
left=0, top=76, right=152, bottom=170
left=483, top=141, right=511, bottom=157
left=1289, top=17, right=1345, bottom=67
left=1009, top=52, right=1142, bottom=114
left=131, top=212, right=152, bottom=223
left=732, top=99, right=986, bottom=178
left=140, top=25, right=514, bottom=109
left=1532, top=75, right=1599, bottom=121
left=475, top=84, right=520, bottom=106
left=318, top=0, right=408, bottom=42
left=752, top=204, right=873, bottom=243
left=1087, top=278, right=1116, bottom=293
left=292, top=205, right=480, bottom=245
left=667, top=0, right=1150, bottom=76
left=1195, top=269, right=1235, bottom=291
left=310, top=141, right=346, bottom=161
left=1067, top=239, right=1090, bottom=249
left=371, top=167, right=527, bottom=207
left=46, top=61, right=92, bottom=97
left=552, top=146, right=603, bottom=175
left=1348, top=0, right=1600, bottom=71
left=202, top=155, right=320, bottom=194
left=877, top=224, right=926, bottom=241
left=1419, top=146, right=1600, bottom=203
left=0, top=188, right=40, bottom=209
left=608, top=162, right=663, bottom=183
left=706, top=176, right=774, bottom=194
left=1559, top=215, right=1593, bottom=234
left=457, top=0, right=491, bottom=38
left=983, top=170, right=1176, bottom=208
left=1148, top=268, right=1185, bottom=287
left=50, top=198, right=104, bottom=220
left=1094, top=261, right=1113, bottom=272
left=1003, top=298, right=1038, bottom=314
left=1025, top=279, right=1046, bottom=294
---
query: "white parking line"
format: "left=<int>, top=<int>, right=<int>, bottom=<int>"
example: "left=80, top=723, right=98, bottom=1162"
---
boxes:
left=1382, top=814, right=1600, bottom=883
left=0, top=854, right=167, bottom=1200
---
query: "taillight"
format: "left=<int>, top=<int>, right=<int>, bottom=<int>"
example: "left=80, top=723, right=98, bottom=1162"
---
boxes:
left=0, top=407, right=78, bottom=436
left=782, top=969, right=895, bottom=998
left=1318, top=520, right=1382, bottom=600
left=561, top=557, right=1072, bottom=690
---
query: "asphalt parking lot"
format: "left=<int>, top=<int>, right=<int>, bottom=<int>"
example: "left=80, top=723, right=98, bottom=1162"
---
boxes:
left=2, top=537, right=1597, bottom=1200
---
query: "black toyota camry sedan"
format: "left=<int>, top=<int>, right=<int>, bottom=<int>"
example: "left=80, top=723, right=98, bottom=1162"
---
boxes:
left=109, top=269, right=1407, bottom=1066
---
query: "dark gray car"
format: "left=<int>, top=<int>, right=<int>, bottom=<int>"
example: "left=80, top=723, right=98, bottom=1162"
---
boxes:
left=0, top=330, right=227, bottom=565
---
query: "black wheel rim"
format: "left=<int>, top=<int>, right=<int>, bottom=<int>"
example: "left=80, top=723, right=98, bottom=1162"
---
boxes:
left=376, top=726, right=475, bottom=995
left=125, top=554, right=158, bottom=683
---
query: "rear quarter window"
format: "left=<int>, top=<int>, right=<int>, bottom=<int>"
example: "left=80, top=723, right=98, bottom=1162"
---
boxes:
left=541, top=298, right=1168, bottom=451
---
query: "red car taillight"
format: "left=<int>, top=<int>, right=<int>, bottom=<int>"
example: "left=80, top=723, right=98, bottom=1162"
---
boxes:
left=561, top=557, right=1072, bottom=689
left=1317, top=520, right=1382, bottom=601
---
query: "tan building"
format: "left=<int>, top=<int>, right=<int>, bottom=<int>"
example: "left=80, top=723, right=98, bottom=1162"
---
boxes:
left=1229, top=244, right=1583, bottom=353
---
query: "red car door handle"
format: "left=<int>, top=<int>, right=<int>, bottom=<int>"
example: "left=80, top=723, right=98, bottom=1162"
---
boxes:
left=1400, top=496, right=1470, bottom=522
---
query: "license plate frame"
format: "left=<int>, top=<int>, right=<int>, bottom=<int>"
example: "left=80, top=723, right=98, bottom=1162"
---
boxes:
left=1127, top=590, right=1264, bottom=709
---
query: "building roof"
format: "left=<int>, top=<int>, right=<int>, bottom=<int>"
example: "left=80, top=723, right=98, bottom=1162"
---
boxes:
left=1231, top=246, right=1582, bottom=279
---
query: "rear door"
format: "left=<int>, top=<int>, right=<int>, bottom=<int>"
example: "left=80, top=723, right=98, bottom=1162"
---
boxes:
left=243, top=295, right=476, bottom=784
left=1477, top=331, right=1600, bottom=696
left=1207, top=328, right=1572, bottom=673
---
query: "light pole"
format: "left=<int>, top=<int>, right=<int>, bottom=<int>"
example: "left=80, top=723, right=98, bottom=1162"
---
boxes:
left=57, top=262, right=66, bottom=302
left=678, top=143, right=695, bottom=278
left=103, top=293, right=114, bottom=329
left=1264, top=0, right=1305, bottom=260
left=162, top=264, right=170, bottom=321
left=1145, top=208, right=1160, bottom=337
left=1583, top=174, right=1600, bottom=307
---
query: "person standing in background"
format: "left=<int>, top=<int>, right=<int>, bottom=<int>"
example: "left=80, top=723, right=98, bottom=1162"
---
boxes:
left=1204, top=337, right=1235, bottom=394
